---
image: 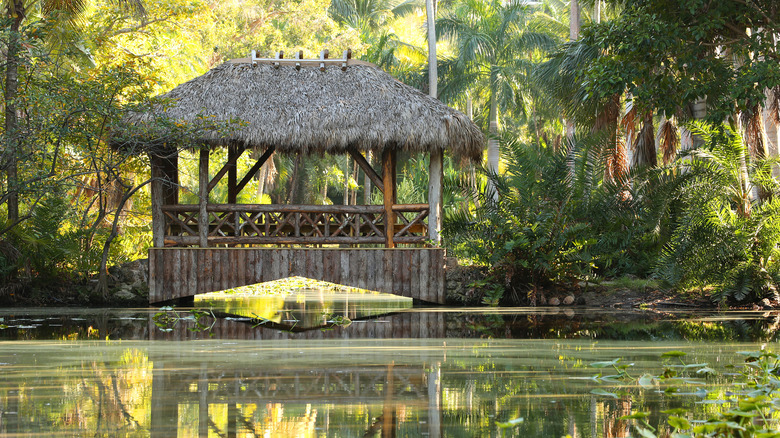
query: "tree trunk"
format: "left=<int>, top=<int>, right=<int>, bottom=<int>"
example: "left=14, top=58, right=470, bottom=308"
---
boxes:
left=486, top=91, right=499, bottom=201
left=4, top=6, right=23, bottom=225
left=426, top=0, right=437, bottom=98
left=569, top=0, right=580, bottom=40
left=426, top=0, right=442, bottom=244
left=97, top=179, right=151, bottom=299
left=566, top=0, right=580, bottom=183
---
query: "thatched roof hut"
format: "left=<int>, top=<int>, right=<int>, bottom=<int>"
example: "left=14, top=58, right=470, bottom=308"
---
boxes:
left=115, top=57, right=484, bottom=161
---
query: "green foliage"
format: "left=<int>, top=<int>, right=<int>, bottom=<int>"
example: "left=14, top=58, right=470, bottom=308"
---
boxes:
left=9, top=195, right=80, bottom=281
left=653, top=123, right=780, bottom=303
left=445, top=136, right=595, bottom=305
left=582, top=0, right=780, bottom=120
left=594, top=349, right=780, bottom=438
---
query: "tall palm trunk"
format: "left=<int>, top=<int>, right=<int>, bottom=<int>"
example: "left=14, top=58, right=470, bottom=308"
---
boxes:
left=426, top=0, right=443, bottom=244
left=487, top=89, right=499, bottom=200
left=566, top=0, right=580, bottom=179
left=4, top=3, right=24, bottom=225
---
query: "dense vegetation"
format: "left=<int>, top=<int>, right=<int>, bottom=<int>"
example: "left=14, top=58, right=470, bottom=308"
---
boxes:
left=1, top=0, right=779, bottom=307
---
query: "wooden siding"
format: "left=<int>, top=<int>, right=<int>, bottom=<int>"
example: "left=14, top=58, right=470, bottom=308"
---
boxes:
left=148, top=248, right=446, bottom=304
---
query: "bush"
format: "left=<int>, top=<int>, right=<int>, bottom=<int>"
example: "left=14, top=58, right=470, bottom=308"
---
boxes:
left=445, top=137, right=595, bottom=305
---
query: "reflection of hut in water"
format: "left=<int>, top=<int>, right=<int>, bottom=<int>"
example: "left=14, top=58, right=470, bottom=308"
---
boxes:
left=113, top=50, right=484, bottom=305
left=149, top=308, right=445, bottom=341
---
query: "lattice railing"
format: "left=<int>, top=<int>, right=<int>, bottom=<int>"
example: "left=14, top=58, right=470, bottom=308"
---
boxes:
left=161, top=204, right=429, bottom=246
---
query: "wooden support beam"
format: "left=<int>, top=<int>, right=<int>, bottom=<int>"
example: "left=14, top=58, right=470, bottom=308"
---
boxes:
left=160, top=151, right=179, bottom=206
left=235, top=146, right=275, bottom=195
left=198, top=148, right=210, bottom=248
left=382, top=149, right=397, bottom=248
left=228, top=145, right=239, bottom=204
left=348, top=147, right=384, bottom=194
left=206, top=146, right=245, bottom=194
left=149, top=154, right=165, bottom=248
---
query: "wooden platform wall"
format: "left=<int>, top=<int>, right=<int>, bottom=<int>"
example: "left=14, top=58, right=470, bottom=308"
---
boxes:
left=148, top=248, right=446, bottom=304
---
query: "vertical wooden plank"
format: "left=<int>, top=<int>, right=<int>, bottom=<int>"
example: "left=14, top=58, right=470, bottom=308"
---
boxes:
left=314, top=250, right=325, bottom=282
left=434, top=249, right=445, bottom=304
left=204, top=248, right=216, bottom=292
left=291, top=249, right=304, bottom=278
left=410, top=249, right=420, bottom=301
left=330, top=250, right=341, bottom=285
left=367, top=250, right=379, bottom=292
left=187, top=250, right=197, bottom=296
left=149, top=249, right=158, bottom=302
left=237, top=249, right=246, bottom=287
left=254, top=249, right=268, bottom=283
left=171, top=249, right=182, bottom=299
left=214, top=249, right=223, bottom=291
left=271, top=248, right=281, bottom=282
left=320, top=250, right=332, bottom=284
left=382, top=249, right=393, bottom=295
left=427, top=249, right=437, bottom=303
left=223, top=249, right=234, bottom=290
left=196, top=250, right=205, bottom=294
left=340, top=250, right=350, bottom=287
left=404, top=250, right=414, bottom=299
left=162, top=250, right=172, bottom=301
left=392, top=250, right=403, bottom=297
left=419, top=249, right=430, bottom=303
left=395, top=250, right=406, bottom=298
left=148, top=250, right=157, bottom=303
left=279, top=248, right=289, bottom=280
left=356, top=250, right=366, bottom=290
left=244, top=249, right=253, bottom=285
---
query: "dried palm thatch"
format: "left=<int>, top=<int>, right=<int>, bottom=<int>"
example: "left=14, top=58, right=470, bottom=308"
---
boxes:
left=631, top=112, right=657, bottom=168
left=656, top=117, right=679, bottom=165
left=113, top=58, right=484, bottom=162
left=741, top=104, right=769, bottom=160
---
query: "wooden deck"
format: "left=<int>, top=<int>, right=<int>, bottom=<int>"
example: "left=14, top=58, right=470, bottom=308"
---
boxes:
left=148, top=247, right=446, bottom=304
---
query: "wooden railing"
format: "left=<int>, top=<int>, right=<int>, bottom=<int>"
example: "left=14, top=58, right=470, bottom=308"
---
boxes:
left=161, top=204, right=429, bottom=246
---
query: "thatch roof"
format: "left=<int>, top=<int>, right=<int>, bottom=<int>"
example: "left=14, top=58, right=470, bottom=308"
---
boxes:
left=114, top=58, right=484, bottom=161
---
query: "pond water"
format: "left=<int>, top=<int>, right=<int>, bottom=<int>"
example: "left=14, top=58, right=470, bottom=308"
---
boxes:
left=1, top=289, right=779, bottom=437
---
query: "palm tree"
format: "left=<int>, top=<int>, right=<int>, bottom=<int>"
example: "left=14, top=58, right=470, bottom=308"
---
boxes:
left=329, top=0, right=424, bottom=71
left=2, top=0, right=144, bottom=226
left=437, top=0, right=556, bottom=182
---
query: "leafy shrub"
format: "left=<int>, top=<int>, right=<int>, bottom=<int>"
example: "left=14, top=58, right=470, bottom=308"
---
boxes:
left=445, top=137, right=595, bottom=305
left=653, top=123, right=780, bottom=303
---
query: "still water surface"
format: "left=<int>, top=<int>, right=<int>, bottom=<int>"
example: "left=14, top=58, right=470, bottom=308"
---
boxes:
left=0, top=289, right=779, bottom=437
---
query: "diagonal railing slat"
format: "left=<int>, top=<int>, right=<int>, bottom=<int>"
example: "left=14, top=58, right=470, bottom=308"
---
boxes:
left=162, top=204, right=429, bottom=246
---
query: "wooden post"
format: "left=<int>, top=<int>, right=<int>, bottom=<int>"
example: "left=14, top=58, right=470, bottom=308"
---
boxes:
left=199, top=148, right=209, bottom=248
left=382, top=149, right=397, bottom=248
left=227, top=145, right=239, bottom=204
left=428, top=149, right=443, bottom=245
left=161, top=151, right=179, bottom=206
left=150, top=155, right=165, bottom=248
